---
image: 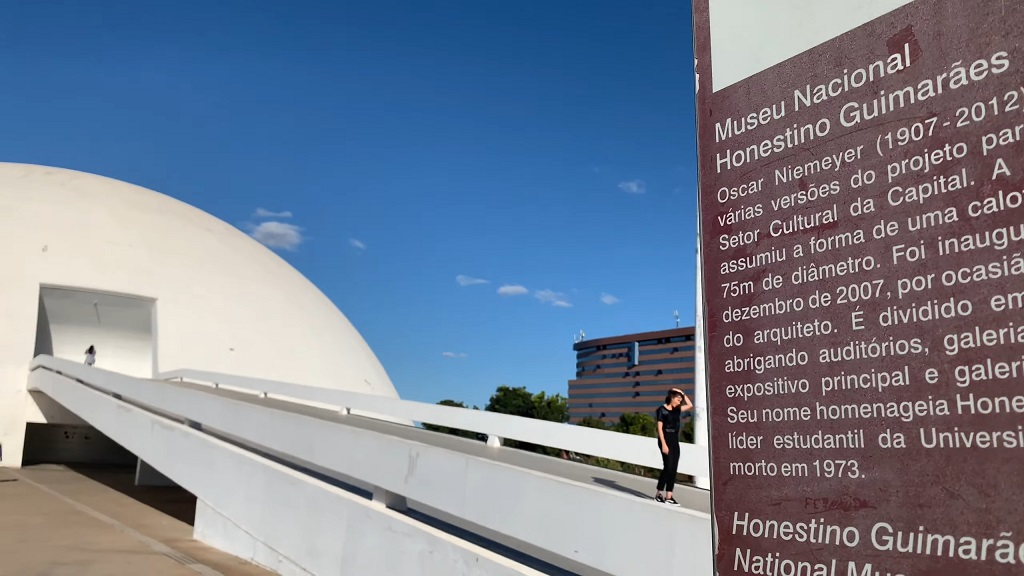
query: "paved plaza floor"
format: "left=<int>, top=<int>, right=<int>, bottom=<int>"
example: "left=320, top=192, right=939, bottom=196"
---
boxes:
left=0, top=465, right=272, bottom=576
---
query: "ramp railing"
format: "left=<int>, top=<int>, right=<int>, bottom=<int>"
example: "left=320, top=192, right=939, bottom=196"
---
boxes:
left=158, top=367, right=711, bottom=480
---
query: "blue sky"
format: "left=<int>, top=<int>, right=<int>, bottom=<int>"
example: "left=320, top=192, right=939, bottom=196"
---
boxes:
left=1, top=1, right=699, bottom=408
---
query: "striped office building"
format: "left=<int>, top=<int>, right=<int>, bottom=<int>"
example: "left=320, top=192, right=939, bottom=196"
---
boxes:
left=568, top=327, right=696, bottom=424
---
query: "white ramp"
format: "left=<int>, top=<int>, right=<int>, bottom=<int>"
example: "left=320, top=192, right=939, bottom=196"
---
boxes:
left=28, top=356, right=713, bottom=576
left=28, top=362, right=544, bottom=576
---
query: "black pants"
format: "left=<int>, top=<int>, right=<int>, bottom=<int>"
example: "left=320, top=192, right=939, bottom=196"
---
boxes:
left=657, top=437, right=680, bottom=492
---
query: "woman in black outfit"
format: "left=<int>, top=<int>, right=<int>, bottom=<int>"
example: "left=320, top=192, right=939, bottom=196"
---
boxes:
left=655, top=387, right=693, bottom=505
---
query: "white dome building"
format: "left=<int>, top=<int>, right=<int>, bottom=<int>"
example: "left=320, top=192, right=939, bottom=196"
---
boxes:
left=0, top=162, right=399, bottom=467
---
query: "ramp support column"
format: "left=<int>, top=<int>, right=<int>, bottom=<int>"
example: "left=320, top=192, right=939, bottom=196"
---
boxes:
left=372, top=487, right=407, bottom=511
left=135, top=458, right=176, bottom=487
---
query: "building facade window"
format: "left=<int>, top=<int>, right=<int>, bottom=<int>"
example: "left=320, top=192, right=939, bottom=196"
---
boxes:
left=568, top=327, right=697, bottom=424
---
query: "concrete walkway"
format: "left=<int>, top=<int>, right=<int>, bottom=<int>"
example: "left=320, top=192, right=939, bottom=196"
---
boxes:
left=0, top=465, right=273, bottom=576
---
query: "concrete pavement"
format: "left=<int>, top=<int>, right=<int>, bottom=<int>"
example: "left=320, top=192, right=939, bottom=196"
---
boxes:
left=0, top=465, right=272, bottom=576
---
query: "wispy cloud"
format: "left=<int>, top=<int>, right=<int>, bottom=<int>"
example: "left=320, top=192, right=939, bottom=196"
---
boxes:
left=618, top=180, right=646, bottom=195
left=250, top=221, right=304, bottom=251
left=535, top=289, right=572, bottom=308
left=254, top=208, right=293, bottom=219
left=456, top=275, right=490, bottom=286
left=600, top=293, right=620, bottom=305
left=441, top=351, right=468, bottom=359
left=350, top=238, right=367, bottom=251
left=497, top=284, right=529, bottom=296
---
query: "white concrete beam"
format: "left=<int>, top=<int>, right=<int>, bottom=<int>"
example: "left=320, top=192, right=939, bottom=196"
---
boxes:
left=159, top=367, right=711, bottom=478
left=29, top=368, right=546, bottom=576
left=32, top=357, right=714, bottom=576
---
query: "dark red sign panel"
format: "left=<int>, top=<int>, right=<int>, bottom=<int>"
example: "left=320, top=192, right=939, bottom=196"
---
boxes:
left=693, top=1, right=1024, bottom=574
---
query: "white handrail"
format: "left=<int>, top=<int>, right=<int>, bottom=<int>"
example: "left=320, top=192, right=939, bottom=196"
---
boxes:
left=157, top=366, right=710, bottom=479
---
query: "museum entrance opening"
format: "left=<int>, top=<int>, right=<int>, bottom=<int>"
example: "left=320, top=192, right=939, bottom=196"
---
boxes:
left=33, top=286, right=155, bottom=377
left=25, top=286, right=156, bottom=466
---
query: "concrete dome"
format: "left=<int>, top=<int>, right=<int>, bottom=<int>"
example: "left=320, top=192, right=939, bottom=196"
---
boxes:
left=0, top=162, right=399, bottom=466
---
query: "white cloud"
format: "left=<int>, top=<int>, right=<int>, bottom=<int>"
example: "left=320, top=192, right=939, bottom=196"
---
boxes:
left=618, top=180, right=646, bottom=194
left=250, top=221, right=304, bottom=251
left=456, top=275, right=490, bottom=286
left=535, top=289, right=572, bottom=308
left=497, top=284, right=529, bottom=296
left=350, top=238, right=367, bottom=250
left=600, top=293, right=620, bottom=305
left=254, top=208, right=293, bottom=218
left=441, top=352, right=468, bottom=359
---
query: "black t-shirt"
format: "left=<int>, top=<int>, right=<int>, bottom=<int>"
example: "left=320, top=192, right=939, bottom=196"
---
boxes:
left=656, top=405, right=681, bottom=435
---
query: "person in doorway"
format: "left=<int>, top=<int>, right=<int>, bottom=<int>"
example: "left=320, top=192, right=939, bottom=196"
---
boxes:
left=654, top=387, right=692, bottom=506
left=84, top=345, right=96, bottom=366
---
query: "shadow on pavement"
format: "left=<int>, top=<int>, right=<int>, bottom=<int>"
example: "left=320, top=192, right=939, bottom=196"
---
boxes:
left=66, top=464, right=198, bottom=526
left=591, top=476, right=652, bottom=499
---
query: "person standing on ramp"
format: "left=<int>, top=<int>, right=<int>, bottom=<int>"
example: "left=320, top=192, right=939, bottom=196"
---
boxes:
left=654, top=387, right=692, bottom=506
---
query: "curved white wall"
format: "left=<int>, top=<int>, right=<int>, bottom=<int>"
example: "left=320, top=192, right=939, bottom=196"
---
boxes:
left=0, top=162, right=399, bottom=466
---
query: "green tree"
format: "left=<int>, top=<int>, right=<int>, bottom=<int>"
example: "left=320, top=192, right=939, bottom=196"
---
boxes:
left=530, top=390, right=569, bottom=424
left=422, top=399, right=484, bottom=441
left=484, top=385, right=569, bottom=454
left=612, top=412, right=657, bottom=437
left=484, top=385, right=568, bottom=424
left=484, top=385, right=535, bottom=418
left=681, top=419, right=695, bottom=443
left=576, top=416, right=608, bottom=430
